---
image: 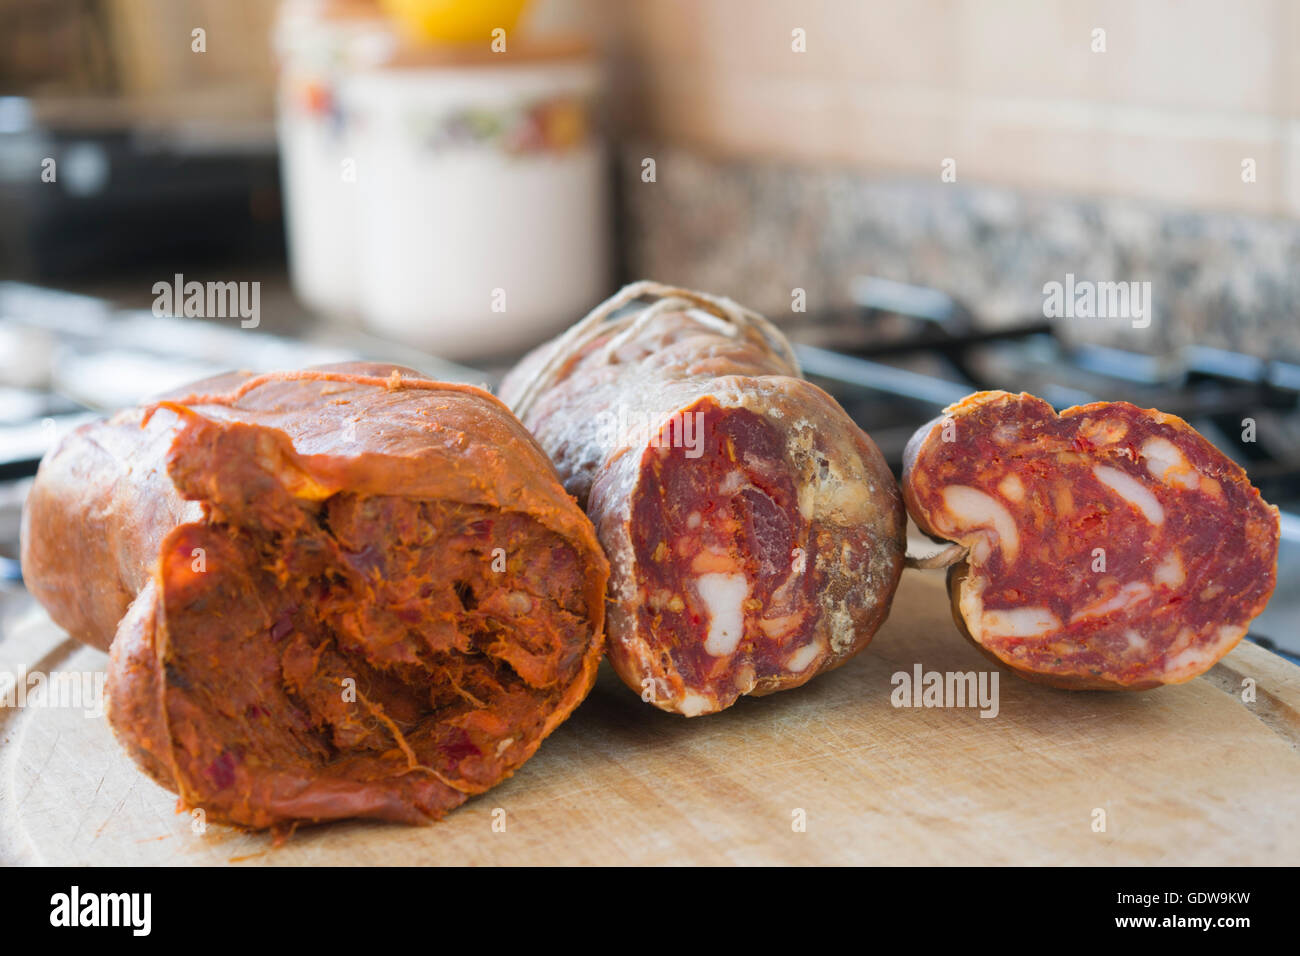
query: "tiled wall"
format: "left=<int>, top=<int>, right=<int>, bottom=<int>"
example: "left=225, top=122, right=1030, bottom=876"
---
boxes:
left=608, top=0, right=1300, bottom=218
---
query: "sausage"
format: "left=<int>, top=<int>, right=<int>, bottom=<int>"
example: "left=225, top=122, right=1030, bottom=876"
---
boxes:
left=20, top=363, right=608, bottom=830
left=500, top=282, right=905, bottom=715
left=902, top=390, right=1280, bottom=690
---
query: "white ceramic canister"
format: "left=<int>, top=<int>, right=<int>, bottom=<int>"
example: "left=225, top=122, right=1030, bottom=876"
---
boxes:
left=274, top=0, right=396, bottom=317
left=343, top=39, right=608, bottom=359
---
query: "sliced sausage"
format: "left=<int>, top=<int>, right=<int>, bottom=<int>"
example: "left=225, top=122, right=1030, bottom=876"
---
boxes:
left=902, top=390, right=1279, bottom=690
left=501, top=282, right=905, bottom=715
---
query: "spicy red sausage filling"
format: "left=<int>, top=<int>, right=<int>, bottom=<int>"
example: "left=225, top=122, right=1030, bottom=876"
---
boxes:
left=903, top=391, right=1279, bottom=690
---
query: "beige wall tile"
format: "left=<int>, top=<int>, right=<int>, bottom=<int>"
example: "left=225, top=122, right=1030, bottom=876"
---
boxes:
left=955, top=0, right=1101, bottom=100
left=957, top=109, right=1282, bottom=213
left=633, top=65, right=848, bottom=163
left=812, top=0, right=961, bottom=89
left=1102, top=131, right=1281, bottom=214
left=1283, top=0, right=1300, bottom=119
left=618, top=0, right=714, bottom=64
left=1283, top=122, right=1300, bottom=217
left=611, top=0, right=1296, bottom=216
left=696, top=0, right=840, bottom=76
left=952, top=0, right=1281, bottom=113
left=1087, top=0, right=1281, bottom=113
left=839, top=86, right=965, bottom=174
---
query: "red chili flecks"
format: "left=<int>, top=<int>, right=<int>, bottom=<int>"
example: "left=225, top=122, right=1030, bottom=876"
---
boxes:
left=206, top=751, right=238, bottom=790
left=269, top=608, right=296, bottom=642
left=440, top=732, right=480, bottom=763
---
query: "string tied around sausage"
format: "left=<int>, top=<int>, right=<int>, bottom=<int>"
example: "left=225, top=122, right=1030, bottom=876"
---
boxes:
left=904, top=542, right=969, bottom=570
left=508, top=280, right=801, bottom=424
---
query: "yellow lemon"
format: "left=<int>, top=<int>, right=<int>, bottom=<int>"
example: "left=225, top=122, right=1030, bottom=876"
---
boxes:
left=380, top=0, right=530, bottom=45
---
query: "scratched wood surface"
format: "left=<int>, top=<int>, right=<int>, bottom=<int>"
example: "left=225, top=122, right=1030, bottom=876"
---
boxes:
left=2, top=570, right=1299, bottom=866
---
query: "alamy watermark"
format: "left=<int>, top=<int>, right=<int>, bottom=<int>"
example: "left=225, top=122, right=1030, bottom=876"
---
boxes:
left=152, top=273, right=260, bottom=328
left=891, top=663, right=999, bottom=718
left=593, top=407, right=706, bottom=459
left=1043, top=273, right=1152, bottom=329
left=50, top=886, right=150, bottom=936
left=0, top=668, right=105, bottom=718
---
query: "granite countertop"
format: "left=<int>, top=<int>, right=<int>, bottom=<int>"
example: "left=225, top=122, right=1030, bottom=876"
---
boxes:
left=619, top=145, right=1300, bottom=363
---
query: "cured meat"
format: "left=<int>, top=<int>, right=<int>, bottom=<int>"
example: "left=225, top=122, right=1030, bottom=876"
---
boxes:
left=21, top=363, right=608, bottom=830
left=902, top=390, right=1279, bottom=690
left=500, top=281, right=905, bottom=715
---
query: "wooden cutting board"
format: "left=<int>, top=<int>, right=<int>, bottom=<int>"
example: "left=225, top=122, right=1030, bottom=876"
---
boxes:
left=3, top=569, right=1298, bottom=866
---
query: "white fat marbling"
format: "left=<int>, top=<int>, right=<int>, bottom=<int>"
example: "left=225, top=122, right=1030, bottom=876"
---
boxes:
left=697, top=572, right=749, bottom=656
left=1123, top=629, right=1149, bottom=654
left=1092, top=465, right=1165, bottom=525
left=1141, top=437, right=1199, bottom=490
left=1070, top=580, right=1152, bottom=623
left=786, top=640, right=822, bottom=673
left=718, top=469, right=746, bottom=496
left=940, top=485, right=1020, bottom=563
left=1153, top=551, right=1186, bottom=589
left=678, top=691, right=712, bottom=717
left=980, top=606, right=1062, bottom=638
left=997, top=473, right=1026, bottom=503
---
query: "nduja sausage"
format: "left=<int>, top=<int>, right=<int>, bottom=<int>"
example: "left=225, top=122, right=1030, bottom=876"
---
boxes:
left=21, top=363, right=608, bottom=829
left=902, top=390, right=1279, bottom=690
left=500, top=282, right=905, bottom=715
